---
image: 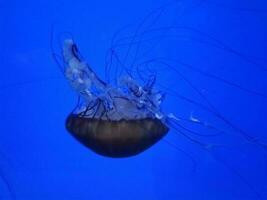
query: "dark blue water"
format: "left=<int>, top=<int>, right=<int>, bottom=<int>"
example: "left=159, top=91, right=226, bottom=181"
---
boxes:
left=1, top=0, right=267, bottom=199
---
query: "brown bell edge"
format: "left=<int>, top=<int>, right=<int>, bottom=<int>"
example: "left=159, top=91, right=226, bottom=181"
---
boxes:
left=66, top=114, right=169, bottom=158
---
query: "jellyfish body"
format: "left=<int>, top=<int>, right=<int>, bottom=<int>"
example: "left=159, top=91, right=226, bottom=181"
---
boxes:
left=62, top=39, right=169, bottom=157
left=66, top=115, right=168, bottom=157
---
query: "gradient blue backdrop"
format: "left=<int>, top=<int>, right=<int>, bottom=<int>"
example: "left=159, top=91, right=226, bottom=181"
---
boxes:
left=1, top=0, right=267, bottom=199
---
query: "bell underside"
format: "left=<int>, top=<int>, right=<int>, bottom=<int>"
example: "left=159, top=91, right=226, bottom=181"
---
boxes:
left=65, top=114, right=169, bottom=157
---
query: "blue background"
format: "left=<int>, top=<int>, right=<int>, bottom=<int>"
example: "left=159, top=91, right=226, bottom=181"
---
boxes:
left=1, top=0, right=267, bottom=199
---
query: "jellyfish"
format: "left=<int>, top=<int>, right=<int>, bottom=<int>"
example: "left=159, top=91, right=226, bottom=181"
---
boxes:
left=61, top=39, right=169, bottom=157
left=55, top=3, right=267, bottom=162
left=49, top=1, right=267, bottom=198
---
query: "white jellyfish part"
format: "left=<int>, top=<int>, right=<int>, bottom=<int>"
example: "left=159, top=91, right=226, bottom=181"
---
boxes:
left=119, top=75, right=143, bottom=97
left=62, top=39, right=93, bottom=100
left=62, top=39, right=111, bottom=101
left=119, top=75, right=164, bottom=108
left=62, top=39, right=167, bottom=121
left=116, top=75, right=165, bottom=119
left=62, top=39, right=77, bottom=63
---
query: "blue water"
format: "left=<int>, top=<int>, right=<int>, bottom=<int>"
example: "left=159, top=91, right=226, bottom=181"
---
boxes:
left=1, top=0, right=267, bottom=199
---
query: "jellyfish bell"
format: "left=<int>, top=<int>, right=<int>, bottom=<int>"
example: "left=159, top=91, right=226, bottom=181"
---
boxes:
left=61, top=39, right=169, bottom=157
left=66, top=115, right=169, bottom=157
